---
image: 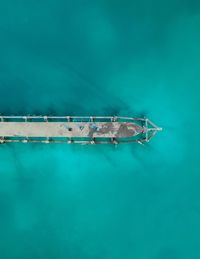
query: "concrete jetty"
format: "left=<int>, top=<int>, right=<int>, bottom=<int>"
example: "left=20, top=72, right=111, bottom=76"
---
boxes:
left=0, top=116, right=162, bottom=144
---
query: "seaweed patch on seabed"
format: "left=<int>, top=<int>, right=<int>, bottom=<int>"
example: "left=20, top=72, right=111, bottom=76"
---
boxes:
left=58, top=59, right=135, bottom=114
left=6, top=144, right=31, bottom=196
left=5, top=144, right=58, bottom=197
left=91, top=144, right=119, bottom=168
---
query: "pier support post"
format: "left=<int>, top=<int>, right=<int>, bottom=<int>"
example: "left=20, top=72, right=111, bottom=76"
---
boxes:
left=23, top=116, right=28, bottom=122
left=111, top=116, right=117, bottom=122
left=91, top=138, right=95, bottom=144
left=45, top=137, right=50, bottom=143
left=0, top=137, right=5, bottom=144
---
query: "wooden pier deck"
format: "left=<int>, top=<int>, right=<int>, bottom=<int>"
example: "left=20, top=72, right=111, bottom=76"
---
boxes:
left=0, top=121, right=143, bottom=138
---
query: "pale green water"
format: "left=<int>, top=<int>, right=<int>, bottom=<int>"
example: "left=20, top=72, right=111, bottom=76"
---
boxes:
left=0, top=1, right=200, bottom=258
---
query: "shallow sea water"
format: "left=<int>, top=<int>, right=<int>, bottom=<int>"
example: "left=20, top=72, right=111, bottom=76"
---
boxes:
left=0, top=0, right=200, bottom=258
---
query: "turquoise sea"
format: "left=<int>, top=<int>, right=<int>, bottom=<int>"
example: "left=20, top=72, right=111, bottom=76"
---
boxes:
left=0, top=0, right=200, bottom=258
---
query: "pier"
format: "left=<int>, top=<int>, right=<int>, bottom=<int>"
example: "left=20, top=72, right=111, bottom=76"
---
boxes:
left=0, top=116, right=162, bottom=144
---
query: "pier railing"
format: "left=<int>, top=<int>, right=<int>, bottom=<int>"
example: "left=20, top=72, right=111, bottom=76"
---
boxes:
left=0, top=115, right=146, bottom=122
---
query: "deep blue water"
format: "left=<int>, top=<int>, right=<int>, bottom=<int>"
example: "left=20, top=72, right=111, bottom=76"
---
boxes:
left=0, top=0, right=200, bottom=258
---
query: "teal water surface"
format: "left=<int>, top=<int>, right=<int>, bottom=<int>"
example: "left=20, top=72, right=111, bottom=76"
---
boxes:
left=0, top=0, right=200, bottom=258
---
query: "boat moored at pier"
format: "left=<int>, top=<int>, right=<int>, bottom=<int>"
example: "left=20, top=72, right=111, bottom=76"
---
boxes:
left=0, top=116, right=162, bottom=144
